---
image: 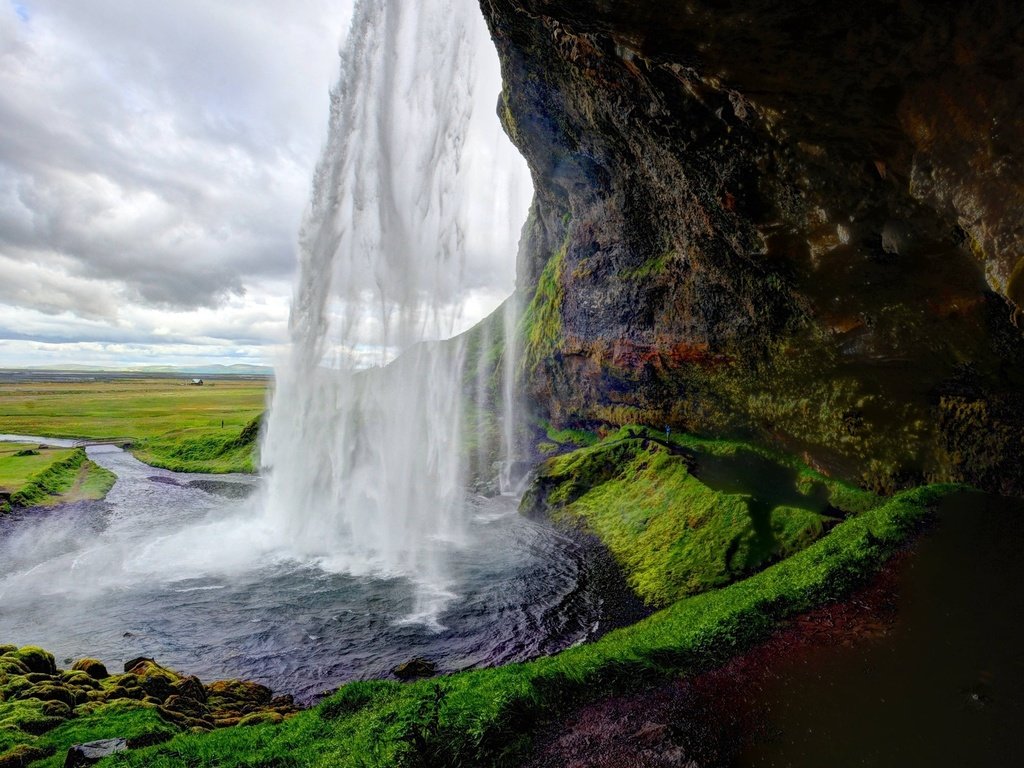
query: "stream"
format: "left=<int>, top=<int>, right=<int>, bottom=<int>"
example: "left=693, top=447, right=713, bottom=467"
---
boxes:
left=0, top=443, right=635, bottom=702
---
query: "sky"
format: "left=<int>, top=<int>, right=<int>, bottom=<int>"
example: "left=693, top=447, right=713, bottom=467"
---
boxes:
left=0, top=0, right=528, bottom=370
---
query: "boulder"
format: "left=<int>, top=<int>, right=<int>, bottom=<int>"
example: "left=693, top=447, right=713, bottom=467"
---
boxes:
left=10, top=647, right=56, bottom=676
left=391, top=658, right=437, bottom=680
left=63, top=739, right=128, bottom=768
left=171, top=675, right=207, bottom=703
left=71, top=659, right=109, bottom=680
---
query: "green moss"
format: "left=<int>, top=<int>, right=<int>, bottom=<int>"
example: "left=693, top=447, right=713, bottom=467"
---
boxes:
left=620, top=250, right=675, bottom=280
left=542, top=421, right=598, bottom=450
left=526, top=427, right=868, bottom=605
left=519, top=243, right=566, bottom=376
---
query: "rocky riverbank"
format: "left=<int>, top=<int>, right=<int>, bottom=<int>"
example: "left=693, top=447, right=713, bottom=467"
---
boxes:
left=0, top=647, right=297, bottom=767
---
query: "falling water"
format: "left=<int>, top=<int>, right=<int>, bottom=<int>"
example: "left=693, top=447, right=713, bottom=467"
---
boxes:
left=260, top=0, right=530, bottom=622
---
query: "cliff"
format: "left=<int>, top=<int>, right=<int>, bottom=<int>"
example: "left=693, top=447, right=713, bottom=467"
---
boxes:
left=480, top=0, right=1024, bottom=494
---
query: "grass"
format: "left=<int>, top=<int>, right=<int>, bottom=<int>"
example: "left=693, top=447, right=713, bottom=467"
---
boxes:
left=0, top=445, right=115, bottom=511
left=0, top=379, right=267, bottom=474
left=93, top=482, right=953, bottom=768
left=523, top=426, right=877, bottom=605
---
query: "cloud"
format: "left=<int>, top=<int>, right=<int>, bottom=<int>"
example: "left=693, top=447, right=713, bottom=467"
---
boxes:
left=0, top=0, right=531, bottom=368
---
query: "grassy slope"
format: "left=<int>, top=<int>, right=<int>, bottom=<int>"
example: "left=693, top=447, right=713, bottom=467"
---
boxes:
left=92, top=483, right=952, bottom=768
left=0, top=379, right=266, bottom=474
left=0, top=445, right=115, bottom=510
left=525, top=426, right=878, bottom=605
left=0, top=444, right=77, bottom=491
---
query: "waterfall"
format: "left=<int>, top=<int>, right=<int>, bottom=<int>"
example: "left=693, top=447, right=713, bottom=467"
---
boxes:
left=259, top=0, right=530, bottom=624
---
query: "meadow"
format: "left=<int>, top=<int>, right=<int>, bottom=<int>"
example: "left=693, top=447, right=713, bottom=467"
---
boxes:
left=0, top=378, right=268, bottom=474
left=0, top=443, right=115, bottom=511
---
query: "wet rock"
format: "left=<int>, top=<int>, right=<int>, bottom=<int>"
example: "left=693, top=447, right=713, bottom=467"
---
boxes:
left=391, top=658, right=437, bottom=680
left=71, top=659, right=109, bottom=680
left=63, top=738, right=128, bottom=767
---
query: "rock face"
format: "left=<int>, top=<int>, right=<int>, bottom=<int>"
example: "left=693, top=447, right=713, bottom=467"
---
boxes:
left=479, top=0, right=1024, bottom=493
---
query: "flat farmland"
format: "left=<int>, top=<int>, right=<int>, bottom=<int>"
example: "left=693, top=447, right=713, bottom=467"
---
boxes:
left=0, top=377, right=269, bottom=473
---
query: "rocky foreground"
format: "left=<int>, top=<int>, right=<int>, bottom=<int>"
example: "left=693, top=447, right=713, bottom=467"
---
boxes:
left=0, top=645, right=296, bottom=767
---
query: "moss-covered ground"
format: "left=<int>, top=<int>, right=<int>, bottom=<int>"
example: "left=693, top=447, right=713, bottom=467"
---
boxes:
left=0, top=379, right=266, bottom=474
left=0, top=445, right=115, bottom=512
left=524, top=426, right=877, bottom=605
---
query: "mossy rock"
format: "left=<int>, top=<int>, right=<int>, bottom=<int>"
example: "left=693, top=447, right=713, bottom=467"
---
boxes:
left=0, top=744, right=51, bottom=768
left=16, top=683, right=76, bottom=707
left=236, top=711, right=284, bottom=727
left=70, top=659, right=109, bottom=681
left=205, top=680, right=271, bottom=708
left=7, top=649, right=55, bottom=677
left=160, top=695, right=206, bottom=721
left=0, top=679, right=32, bottom=701
left=0, top=660, right=29, bottom=678
left=104, top=685, right=146, bottom=702
left=59, top=671, right=100, bottom=690
left=39, top=700, right=70, bottom=719
left=21, top=674, right=54, bottom=686
left=170, top=676, right=206, bottom=704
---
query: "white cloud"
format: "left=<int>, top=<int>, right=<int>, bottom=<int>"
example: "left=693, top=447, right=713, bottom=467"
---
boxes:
left=0, top=0, right=348, bottom=366
left=0, top=0, right=530, bottom=369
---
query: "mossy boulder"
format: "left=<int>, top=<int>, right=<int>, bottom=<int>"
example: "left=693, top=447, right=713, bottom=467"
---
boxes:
left=0, top=744, right=51, bottom=768
left=523, top=427, right=870, bottom=606
left=205, top=680, right=272, bottom=709
left=16, top=683, right=76, bottom=708
left=6, top=649, right=54, bottom=677
left=70, top=659, right=109, bottom=681
left=170, top=676, right=206, bottom=704
left=237, top=711, right=284, bottom=727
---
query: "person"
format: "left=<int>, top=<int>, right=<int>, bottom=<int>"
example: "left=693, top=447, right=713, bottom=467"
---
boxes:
left=665, top=425, right=670, bottom=439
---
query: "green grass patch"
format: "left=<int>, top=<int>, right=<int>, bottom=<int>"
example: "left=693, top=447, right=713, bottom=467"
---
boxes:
left=0, top=444, right=78, bottom=494
left=542, top=420, right=598, bottom=450
left=523, top=426, right=876, bottom=605
left=0, top=379, right=266, bottom=474
left=4, top=449, right=85, bottom=508
left=102, top=482, right=952, bottom=768
left=0, top=446, right=117, bottom=510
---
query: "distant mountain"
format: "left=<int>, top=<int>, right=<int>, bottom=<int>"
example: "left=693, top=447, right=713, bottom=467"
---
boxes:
left=24, top=363, right=274, bottom=375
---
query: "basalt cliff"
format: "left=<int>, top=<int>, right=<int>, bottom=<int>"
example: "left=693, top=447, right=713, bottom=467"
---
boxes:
left=480, top=0, right=1024, bottom=495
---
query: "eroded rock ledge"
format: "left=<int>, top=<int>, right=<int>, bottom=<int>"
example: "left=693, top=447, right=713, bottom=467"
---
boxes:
left=480, top=0, right=1024, bottom=494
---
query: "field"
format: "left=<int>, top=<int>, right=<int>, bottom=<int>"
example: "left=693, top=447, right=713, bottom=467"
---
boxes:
left=0, top=378, right=268, bottom=474
left=0, top=443, right=115, bottom=511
